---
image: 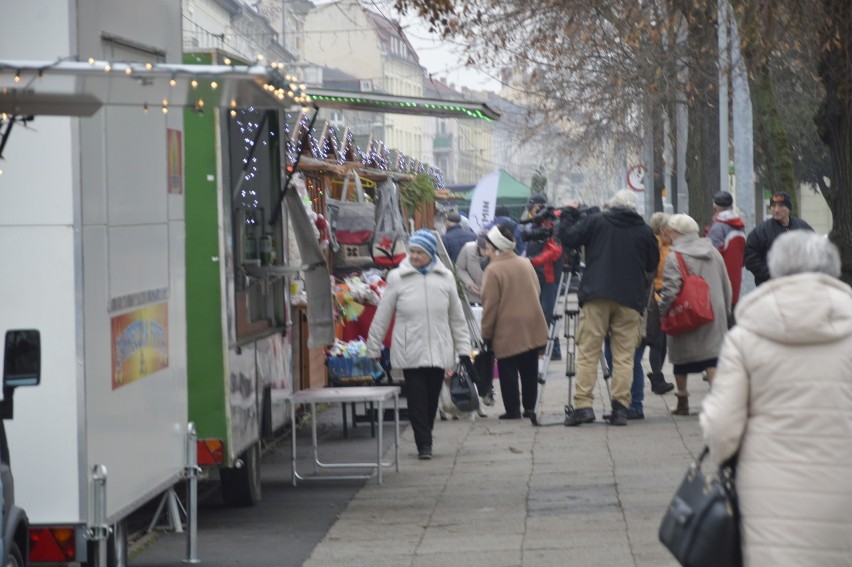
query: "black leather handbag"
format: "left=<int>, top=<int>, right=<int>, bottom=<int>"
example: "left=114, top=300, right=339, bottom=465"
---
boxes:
left=659, top=447, right=742, bottom=567
left=449, top=360, right=480, bottom=413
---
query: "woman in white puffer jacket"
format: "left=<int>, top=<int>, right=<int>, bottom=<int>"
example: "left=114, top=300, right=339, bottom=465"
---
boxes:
left=701, top=231, right=852, bottom=566
left=367, top=230, right=471, bottom=460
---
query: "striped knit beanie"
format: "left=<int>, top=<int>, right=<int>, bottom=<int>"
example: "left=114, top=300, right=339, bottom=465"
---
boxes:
left=409, top=229, right=437, bottom=261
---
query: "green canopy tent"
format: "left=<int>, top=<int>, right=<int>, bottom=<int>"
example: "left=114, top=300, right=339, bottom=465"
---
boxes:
left=452, top=169, right=532, bottom=227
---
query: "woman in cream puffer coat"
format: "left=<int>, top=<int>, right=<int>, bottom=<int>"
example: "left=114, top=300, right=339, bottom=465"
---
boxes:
left=701, top=231, right=852, bottom=566
left=367, top=230, right=470, bottom=459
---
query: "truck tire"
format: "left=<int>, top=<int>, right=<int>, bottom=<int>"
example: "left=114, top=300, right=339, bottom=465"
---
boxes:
left=84, top=519, right=128, bottom=567
left=220, top=441, right=262, bottom=507
left=6, top=540, right=23, bottom=567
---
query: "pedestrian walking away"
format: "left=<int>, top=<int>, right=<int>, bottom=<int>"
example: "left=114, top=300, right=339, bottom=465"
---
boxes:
left=366, top=229, right=471, bottom=460
left=480, top=223, right=548, bottom=426
left=441, top=212, right=476, bottom=264
left=701, top=231, right=852, bottom=566
left=659, top=214, right=731, bottom=416
left=706, top=191, right=746, bottom=316
left=643, top=212, right=675, bottom=395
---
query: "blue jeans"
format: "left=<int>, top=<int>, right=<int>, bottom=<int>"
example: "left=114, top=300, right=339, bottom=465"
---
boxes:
left=604, top=337, right=644, bottom=412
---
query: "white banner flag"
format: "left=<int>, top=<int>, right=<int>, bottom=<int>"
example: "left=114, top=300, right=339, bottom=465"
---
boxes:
left=467, top=170, right=500, bottom=234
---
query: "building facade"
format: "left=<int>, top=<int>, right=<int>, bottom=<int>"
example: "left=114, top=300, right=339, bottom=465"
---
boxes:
left=303, top=0, right=422, bottom=161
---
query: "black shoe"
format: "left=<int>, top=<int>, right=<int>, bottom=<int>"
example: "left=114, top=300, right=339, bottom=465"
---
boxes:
left=523, top=410, right=539, bottom=426
left=609, top=402, right=628, bottom=426
left=564, top=407, right=595, bottom=426
left=498, top=412, right=522, bottom=420
left=648, top=372, right=675, bottom=395
left=418, top=446, right=432, bottom=460
left=625, top=408, right=645, bottom=420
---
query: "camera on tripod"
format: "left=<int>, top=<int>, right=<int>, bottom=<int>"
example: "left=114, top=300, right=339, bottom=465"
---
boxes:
left=520, top=206, right=558, bottom=243
left=520, top=204, right=600, bottom=245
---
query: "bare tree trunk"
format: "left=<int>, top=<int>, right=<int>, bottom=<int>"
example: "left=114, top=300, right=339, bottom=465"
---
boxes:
left=816, top=0, right=852, bottom=285
left=681, top=0, right=721, bottom=228
left=730, top=0, right=797, bottom=208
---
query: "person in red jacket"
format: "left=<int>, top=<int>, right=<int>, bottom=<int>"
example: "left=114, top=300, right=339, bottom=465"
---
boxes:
left=524, top=194, right=564, bottom=360
left=706, top=191, right=746, bottom=314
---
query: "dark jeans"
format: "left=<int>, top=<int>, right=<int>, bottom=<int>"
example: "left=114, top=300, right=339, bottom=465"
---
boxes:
left=649, top=338, right=667, bottom=378
left=604, top=338, right=645, bottom=412
left=539, top=279, right=561, bottom=357
left=497, top=349, right=540, bottom=415
left=402, top=367, right=444, bottom=451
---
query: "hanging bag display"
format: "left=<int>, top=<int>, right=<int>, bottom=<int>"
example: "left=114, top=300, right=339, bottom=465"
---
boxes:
left=660, top=252, right=715, bottom=336
left=659, top=447, right=742, bottom=567
left=327, top=171, right=375, bottom=270
left=371, top=179, right=409, bottom=268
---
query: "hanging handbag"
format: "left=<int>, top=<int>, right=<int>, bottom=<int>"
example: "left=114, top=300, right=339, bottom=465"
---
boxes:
left=449, top=359, right=480, bottom=413
left=327, top=171, right=375, bottom=270
left=659, top=447, right=742, bottom=567
left=371, top=179, right=409, bottom=268
left=660, top=252, right=714, bottom=336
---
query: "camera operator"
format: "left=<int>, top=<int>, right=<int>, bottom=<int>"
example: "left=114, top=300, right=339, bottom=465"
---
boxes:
left=523, top=194, right=564, bottom=361
left=557, top=190, right=659, bottom=426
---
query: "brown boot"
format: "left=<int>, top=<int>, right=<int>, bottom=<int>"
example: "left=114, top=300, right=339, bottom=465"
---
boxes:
left=672, top=393, right=690, bottom=416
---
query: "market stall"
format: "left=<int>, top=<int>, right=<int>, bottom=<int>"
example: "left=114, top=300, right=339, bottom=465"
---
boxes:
left=283, top=115, right=441, bottom=388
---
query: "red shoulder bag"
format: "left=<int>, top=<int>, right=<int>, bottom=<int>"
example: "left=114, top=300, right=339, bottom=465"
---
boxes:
left=660, top=252, right=715, bottom=336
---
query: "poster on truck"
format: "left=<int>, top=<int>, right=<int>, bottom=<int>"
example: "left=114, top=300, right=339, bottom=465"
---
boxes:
left=111, top=302, right=170, bottom=389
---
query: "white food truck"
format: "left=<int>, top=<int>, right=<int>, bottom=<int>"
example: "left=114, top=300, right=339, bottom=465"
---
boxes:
left=0, top=2, right=327, bottom=564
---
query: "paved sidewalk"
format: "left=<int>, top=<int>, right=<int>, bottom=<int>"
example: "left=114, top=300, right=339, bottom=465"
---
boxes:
left=302, top=351, right=711, bottom=567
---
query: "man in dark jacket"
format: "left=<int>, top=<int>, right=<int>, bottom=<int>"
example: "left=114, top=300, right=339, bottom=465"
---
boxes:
left=441, top=212, right=476, bottom=263
left=557, top=190, right=659, bottom=426
left=744, top=191, right=814, bottom=286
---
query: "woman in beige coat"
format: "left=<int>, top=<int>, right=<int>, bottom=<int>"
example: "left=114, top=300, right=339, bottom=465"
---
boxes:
left=480, top=224, right=548, bottom=424
left=701, top=231, right=852, bottom=566
left=658, top=214, right=731, bottom=415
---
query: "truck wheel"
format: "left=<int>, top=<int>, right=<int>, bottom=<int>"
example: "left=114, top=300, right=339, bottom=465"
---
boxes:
left=220, top=441, right=262, bottom=507
left=84, top=519, right=128, bottom=567
left=6, top=541, right=24, bottom=567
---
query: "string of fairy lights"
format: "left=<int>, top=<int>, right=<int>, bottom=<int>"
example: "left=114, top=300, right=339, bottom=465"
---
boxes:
left=281, top=112, right=445, bottom=189
left=2, top=57, right=447, bottom=187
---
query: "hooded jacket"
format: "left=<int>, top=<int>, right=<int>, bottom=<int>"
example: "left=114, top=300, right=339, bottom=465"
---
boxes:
left=658, top=233, right=731, bottom=364
left=366, top=258, right=470, bottom=369
left=559, top=207, right=659, bottom=313
left=706, top=210, right=746, bottom=304
left=700, top=272, right=852, bottom=566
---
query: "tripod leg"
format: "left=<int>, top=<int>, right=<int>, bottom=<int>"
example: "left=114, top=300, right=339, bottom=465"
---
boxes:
left=601, top=350, right=613, bottom=420
left=563, top=308, right=579, bottom=418
left=534, top=270, right=570, bottom=416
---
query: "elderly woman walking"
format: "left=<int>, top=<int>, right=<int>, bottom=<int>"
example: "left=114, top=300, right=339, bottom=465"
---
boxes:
left=367, top=230, right=471, bottom=460
left=658, top=214, right=731, bottom=415
left=701, top=231, right=852, bottom=565
left=480, top=224, right=548, bottom=425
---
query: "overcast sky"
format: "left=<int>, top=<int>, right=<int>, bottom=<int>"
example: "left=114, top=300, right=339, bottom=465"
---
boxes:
left=312, top=0, right=502, bottom=93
